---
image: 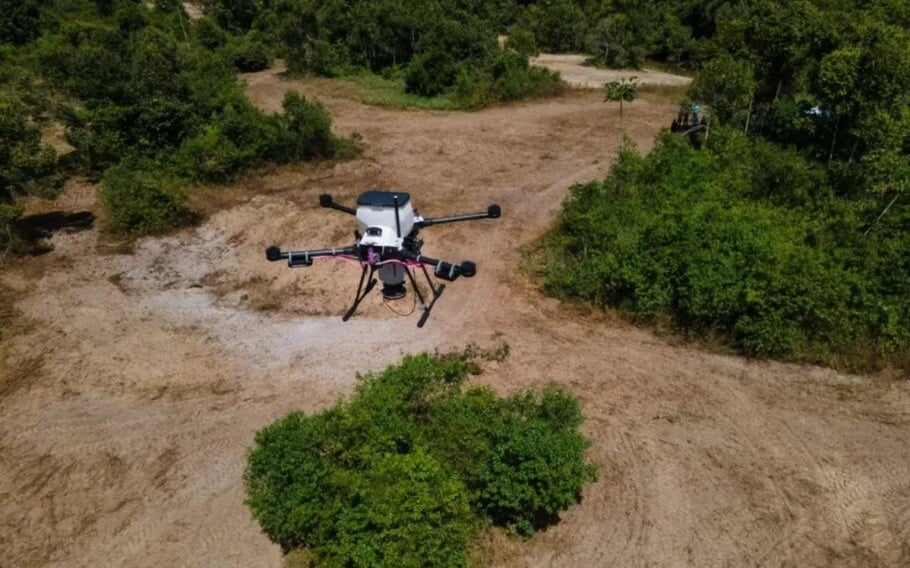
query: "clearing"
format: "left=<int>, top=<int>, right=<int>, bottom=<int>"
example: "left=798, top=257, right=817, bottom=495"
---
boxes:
left=1, top=66, right=909, bottom=567
left=531, top=53, right=692, bottom=89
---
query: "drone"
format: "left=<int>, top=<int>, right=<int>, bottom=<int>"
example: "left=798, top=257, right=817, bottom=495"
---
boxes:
left=265, top=191, right=501, bottom=327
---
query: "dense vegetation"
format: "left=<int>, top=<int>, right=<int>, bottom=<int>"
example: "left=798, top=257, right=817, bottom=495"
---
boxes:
left=0, top=0, right=351, bottom=244
left=1, top=1, right=586, bottom=246
left=539, top=0, right=909, bottom=372
left=245, top=352, right=598, bottom=566
left=201, top=0, right=563, bottom=107
left=542, top=132, right=908, bottom=370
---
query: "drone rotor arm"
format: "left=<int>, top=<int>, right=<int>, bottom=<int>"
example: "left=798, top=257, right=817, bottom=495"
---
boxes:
left=265, top=245, right=358, bottom=267
left=318, top=193, right=357, bottom=216
left=415, top=204, right=501, bottom=228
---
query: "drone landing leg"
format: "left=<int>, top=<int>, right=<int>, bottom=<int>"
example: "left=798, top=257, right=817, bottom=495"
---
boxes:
left=343, top=266, right=377, bottom=322
left=411, top=265, right=446, bottom=328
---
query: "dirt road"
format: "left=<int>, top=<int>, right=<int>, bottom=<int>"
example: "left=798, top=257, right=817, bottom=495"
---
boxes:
left=531, top=53, right=692, bottom=89
left=2, top=67, right=909, bottom=567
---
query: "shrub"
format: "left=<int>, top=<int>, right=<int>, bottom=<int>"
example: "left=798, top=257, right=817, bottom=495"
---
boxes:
left=477, top=387, right=597, bottom=535
left=225, top=32, right=271, bottom=73
left=0, top=202, right=24, bottom=253
left=60, top=102, right=127, bottom=176
left=175, top=124, right=246, bottom=183
left=520, top=0, right=586, bottom=53
left=175, top=98, right=285, bottom=182
left=0, top=96, right=63, bottom=200
left=296, top=38, right=352, bottom=77
left=100, top=161, right=193, bottom=234
left=0, top=0, right=42, bottom=45
left=0, top=95, right=63, bottom=249
left=245, top=353, right=597, bottom=565
left=319, top=451, right=474, bottom=568
left=505, top=29, right=539, bottom=58
left=405, top=49, right=459, bottom=97
left=539, top=128, right=910, bottom=370
left=194, top=17, right=228, bottom=50
left=452, top=51, right=561, bottom=108
left=278, top=91, right=337, bottom=161
left=404, top=16, right=497, bottom=97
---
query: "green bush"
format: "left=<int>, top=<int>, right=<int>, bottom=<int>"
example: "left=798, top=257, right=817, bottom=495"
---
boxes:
left=176, top=124, right=247, bottom=183
left=175, top=98, right=286, bottom=182
left=319, top=451, right=474, bottom=568
left=539, top=129, right=910, bottom=370
left=405, top=48, right=459, bottom=97
left=100, top=161, right=193, bottom=234
left=0, top=202, right=24, bottom=253
left=225, top=32, right=271, bottom=73
left=478, top=388, right=596, bottom=535
left=245, top=353, right=597, bottom=565
left=296, top=38, right=352, bottom=77
left=505, top=28, right=539, bottom=58
left=0, top=0, right=42, bottom=45
left=0, top=94, right=63, bottom=249
left=278, top=91, right=337, bottom=161
left=452, top=51, right=561, bottom=108
left=520, top=0, right=586, bottom=53
left=0, top=96, right=63, bottom=200
left=194, top=17, right=228, bottom=50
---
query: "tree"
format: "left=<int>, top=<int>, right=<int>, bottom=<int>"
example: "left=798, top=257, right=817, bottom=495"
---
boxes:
left=521, top=0, right=586, bottom=53
left=505, top=28, right=538, bottom=58
left=0, top=0, right=41, bottom=45
left=603, top=77, right=638, bottom=129
left=689, top=53, right=755, bottom=128
left=588, top=14, right=643, bottom=69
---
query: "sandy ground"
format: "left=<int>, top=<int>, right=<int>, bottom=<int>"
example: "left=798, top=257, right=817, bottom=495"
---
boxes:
left=531, top=54, right=692, bottom=89
left=2, top=66, right=909, bottom=568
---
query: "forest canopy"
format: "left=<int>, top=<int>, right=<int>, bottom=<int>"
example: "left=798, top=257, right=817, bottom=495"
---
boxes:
left=541, top=131, right=909, bottom=371
left=515, top=0, right=910, bottom=370
left=538, top=0, right=909, bottom=372
left=0, top=0, right=571, bottom=246
left=0, top=0, right=359, bottom=244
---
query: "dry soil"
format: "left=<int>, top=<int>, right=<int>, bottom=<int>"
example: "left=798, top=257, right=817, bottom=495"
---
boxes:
left=1, top=65, right=909, bottom=568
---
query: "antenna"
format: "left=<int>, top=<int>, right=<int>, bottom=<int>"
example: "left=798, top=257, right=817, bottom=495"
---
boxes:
left=393, top=194, right=402, bottom=238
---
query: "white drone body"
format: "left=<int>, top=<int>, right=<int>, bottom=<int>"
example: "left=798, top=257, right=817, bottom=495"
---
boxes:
left=354, top=191, right=422, bottom=298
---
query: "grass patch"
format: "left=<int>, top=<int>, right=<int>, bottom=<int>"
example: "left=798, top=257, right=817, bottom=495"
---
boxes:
left=344, top=72, right=459, bottom=110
